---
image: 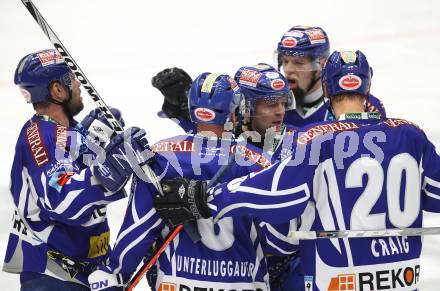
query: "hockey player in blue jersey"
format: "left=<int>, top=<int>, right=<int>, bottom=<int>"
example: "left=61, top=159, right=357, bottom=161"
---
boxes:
left=88, top=72, right=297, bottom=291
left=273, top=25, right=388, bottom=290
left=150, top=64, right=295, bottom=290
left=150, top=64, right=297, bottom=290
left=4, top=49, right=149, bottom=290
left=154, top=50, right=440, bottom=290
left=151, top=67, right=196, bottom=133
left=234, top=64, right=296, bottom=161
left=276, top=26, right=386, bottom=127
left=233, top=64, right=302, bottom=289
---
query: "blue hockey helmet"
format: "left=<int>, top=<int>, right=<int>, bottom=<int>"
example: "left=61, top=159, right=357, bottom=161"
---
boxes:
left=189, top=73, right=243, bottom=125
left=14, top=49, right=72, bottom=104
left=234, top=63, right=293, bottom=114
left=275, top=26, right=330, bottom=70
left=321, top=50, right=373, bottom=97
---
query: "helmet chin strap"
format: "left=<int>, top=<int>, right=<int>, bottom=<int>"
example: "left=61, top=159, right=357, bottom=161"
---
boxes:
left=305, top=70, right=321, bottom=95
left=295, top=71, right=322, bottom=108
left=328, top=98, right=336, bottom=118
left=48, top=84, right=74, bottom=118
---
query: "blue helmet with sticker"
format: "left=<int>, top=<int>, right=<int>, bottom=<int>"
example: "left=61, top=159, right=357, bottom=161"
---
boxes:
left=189, top=72, right=243, bottom=125
left=14, top=49, right=72, bottom=104
left=276, top=26, right=330, bottom=69
left=234, top=63, right=293, bottom=114
left=321, top=50, right=373, bottom=97
left=277, top=26, right=330, bottom=58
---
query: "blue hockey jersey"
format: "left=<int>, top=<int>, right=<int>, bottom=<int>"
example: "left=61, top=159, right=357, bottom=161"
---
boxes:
left=3, top=115, right=126, bottom=285
left=284, top=93, right=386, bottom=127
left=274, top=93, right=386, bottom=290
left=97, top=134, right=297, bottom=291
left=208, top=113, right=440, bottom=290
left=174, top=117, right=197, bottom=134
left=270, top=124, right=298, bottom=163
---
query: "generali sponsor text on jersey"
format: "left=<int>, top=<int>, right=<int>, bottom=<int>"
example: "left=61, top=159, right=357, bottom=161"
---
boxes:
left=230, top=145, right=271, bottom=169
left=26, top=121, right=49, bottom=167
left=153, top=140, right=195, bottom=152
left=296, top=121, right=359, bottom=145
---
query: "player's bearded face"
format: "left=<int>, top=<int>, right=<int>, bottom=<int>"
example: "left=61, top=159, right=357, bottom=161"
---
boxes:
left=251, top=96, right=286, bottom=136
left=281, top=55, right=320, bottom=106
left=66, top=76, right=84, bottom=117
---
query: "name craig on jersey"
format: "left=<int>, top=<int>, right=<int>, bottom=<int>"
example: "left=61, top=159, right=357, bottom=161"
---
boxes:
left=371, top=236, right=409, bottom=258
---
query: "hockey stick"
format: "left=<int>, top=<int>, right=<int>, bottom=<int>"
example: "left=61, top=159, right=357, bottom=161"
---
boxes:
left=126, top=152, right=237, bottom=291
left=126, top=224, right=184, bottom=291
left=21, top=0, right=123, bottom=134
left=288, top=226, right=440, bottom=240
left=20, top=0, right=202, bottom=243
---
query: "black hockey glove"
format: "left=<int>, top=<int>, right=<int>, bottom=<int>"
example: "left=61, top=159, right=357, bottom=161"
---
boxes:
left=151, top=67, right=192, bottom=120
left=153, top=178, right=211, bottom=227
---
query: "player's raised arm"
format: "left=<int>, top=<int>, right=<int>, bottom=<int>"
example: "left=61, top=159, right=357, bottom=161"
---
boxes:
left=153, top=155, right=314, bottom=226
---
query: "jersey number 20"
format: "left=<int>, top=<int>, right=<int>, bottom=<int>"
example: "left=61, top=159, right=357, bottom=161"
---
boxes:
left=315, top=153, right=421, bottom=231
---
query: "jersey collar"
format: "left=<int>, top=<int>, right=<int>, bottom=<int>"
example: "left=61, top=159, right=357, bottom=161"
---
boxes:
left=303, top=87, right=324, bottom=105
left=34, top=114, right=79, bottom=129
left=194, top=133, right=235, bottom=142
left=35, top=114, right=59, bottom=124
left=296, top=88, right=325, bottom=118
left=263, top=124, right=286, bottom=156
left=338, top=112, right=381, bottom=121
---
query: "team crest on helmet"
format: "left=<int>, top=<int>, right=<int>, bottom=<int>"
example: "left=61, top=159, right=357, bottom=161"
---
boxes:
left=265, top=72, right=280, bottom=79
left=194, top=107, right=216, bottom=122
left=239, top=69, right=262, bottom=87
left=281, top=37, right=298, bottom=48
left=340, top=51, right=358, bottom=64
left=283, top=30, right=304, bottom=38
left=37, top=50, right=64, bottom=67
left=305, top=28, right=326, bottom=44
left=338, top=74, right=362, bottom=90
left=271, top=79, right=285, bottom=90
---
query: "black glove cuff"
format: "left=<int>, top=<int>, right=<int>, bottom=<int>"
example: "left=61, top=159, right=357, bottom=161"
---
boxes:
left=161, top=100, right=183, bottom=119
left=188, top=180, right=211, bottom=219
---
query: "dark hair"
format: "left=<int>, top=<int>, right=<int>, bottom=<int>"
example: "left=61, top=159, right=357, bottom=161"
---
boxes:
left=330, top=92, right=367, bottom=104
